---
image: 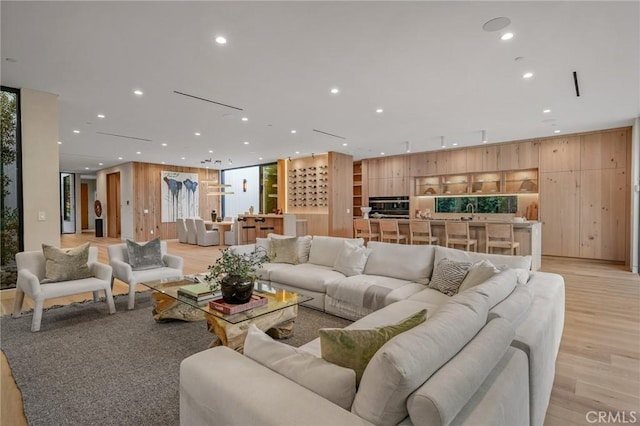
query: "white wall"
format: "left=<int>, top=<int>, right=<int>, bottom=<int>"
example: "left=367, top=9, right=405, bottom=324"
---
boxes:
left=96, top=162, right=134, bottom=240
left=223, top=166, right=260, bottom=217
left=631, top=118, right=639, bottom=274
left=21, top=88, right=60, bottom=250
left=84, top=178, right=97, bottom=229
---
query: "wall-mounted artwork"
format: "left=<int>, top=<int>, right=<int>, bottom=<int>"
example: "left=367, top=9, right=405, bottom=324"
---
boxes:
left=161, top=171, right=199, bottom=222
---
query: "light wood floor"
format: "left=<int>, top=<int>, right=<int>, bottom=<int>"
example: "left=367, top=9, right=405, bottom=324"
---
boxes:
left=1, top=233, right=639, bottom=425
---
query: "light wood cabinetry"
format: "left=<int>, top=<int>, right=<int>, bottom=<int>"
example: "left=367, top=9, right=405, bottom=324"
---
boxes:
left=498, top=141, right=540, bottom=171
left=414, top=169, right=537, bottom=196
left=436, top=149, right=467, bottom=174
left=409, top=152, right=437, bottom=177
left=538, top=128, right=630, bottom=262
left=353, top=161, right=362, bottom=217
left=471, top=172, right=502, bottom=194
left=365, top=156, right=410, bottom=197
left=467, top=145, right=499, bottom=172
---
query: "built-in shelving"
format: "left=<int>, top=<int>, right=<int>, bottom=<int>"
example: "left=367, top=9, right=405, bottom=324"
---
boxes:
left=353, top=161, right=362, bottom=216
left=415, top=169, right=538, bottom=196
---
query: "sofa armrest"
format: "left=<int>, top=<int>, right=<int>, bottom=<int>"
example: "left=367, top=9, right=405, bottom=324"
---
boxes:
left=90, top=262, right=113, bottom=282
left=180, top=346, right=372, bottom=426
left=163, top=254, right=183, bottom=271
left=110, top=259, right=133, bottom=284
left=16, top=269, right=42, bottom=298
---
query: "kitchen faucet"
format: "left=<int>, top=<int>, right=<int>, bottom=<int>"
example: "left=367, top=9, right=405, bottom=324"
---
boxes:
left=466, top=203, right=475, bottom=219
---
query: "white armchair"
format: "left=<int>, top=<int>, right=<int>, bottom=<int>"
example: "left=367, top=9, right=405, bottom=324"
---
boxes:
left=13, top=247, right=116, bottom=332
left=185, top=218, right=198, bottom=245
left=107, top=240, right=184, bottom=310
left=195, top=218, right=220, bottom=246
left=176, top=218, right=188, bottom=243
left=224, top=219, right=239, bottom=246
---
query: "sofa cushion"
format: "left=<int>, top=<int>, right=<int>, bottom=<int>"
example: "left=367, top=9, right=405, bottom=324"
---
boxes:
left=407, top=287, right=452, bottom=312
left=255, top=262, right=293, bottom=281
left=126, top=238, right=165, bottom=271
left=364, top=242, right=436, bottom=284
left=244, top=325, right=356, bottom=410
left=428, top=258, right=472, bottom=296
left=407, top=318, right=516, bottom=426
left=458, top=259, right=500, bottom=293
left=129, top=266, right=183, bottom=284
left=42, top=243, right=92, bottom=283
left=488, top=282, right=534, bottom=327
left=352, top=291, right=489, bottom=426
left=333, top=241, right=372, bottom=277
left=327, top=275, right=426, bottom=312
left=269, top=237, right=299, bottom=264
left=269, top=263, right=345, bottom=293
left=434, top=245, right=532, bottom=270
left=319, top=309, right=426, bottom=385
left=308, top=236, right=364, bottom=268
left=460, top=269, right=520, bottom=310
left=268, top=234, right=312, bottom=263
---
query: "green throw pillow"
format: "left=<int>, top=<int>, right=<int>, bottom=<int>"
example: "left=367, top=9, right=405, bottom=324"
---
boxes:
left=42, top=243, right=93, bottom=283
left=319, top=309, right=427, bottom=385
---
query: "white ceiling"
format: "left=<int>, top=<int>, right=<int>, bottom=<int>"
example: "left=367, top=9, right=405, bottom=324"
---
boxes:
left=2, top=1, right=639, bottom=174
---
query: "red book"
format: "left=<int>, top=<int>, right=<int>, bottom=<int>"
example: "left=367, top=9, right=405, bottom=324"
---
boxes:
left=208, top=294, right=268, bottom=315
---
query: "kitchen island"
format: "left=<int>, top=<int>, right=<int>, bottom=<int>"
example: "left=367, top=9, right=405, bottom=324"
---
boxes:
left=366, top=218, right=541, bottom=270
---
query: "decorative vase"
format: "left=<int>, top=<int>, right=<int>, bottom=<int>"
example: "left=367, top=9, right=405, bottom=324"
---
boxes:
left=211, top=211, right=217, bottom=222
left=361, top=207, right=372, bottom=219
left=221, top=274, right=254, bottom=304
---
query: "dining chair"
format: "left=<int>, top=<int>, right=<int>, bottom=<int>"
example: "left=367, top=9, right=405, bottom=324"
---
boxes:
left=444, top=221, right=477, bottom=252
left=195, top=218, right=220, bottom=246
left=378, top=219, right=408, bottom=244
left=485, top=223, right=520, bottom=255
left=176, top=218, right=188, bottom=244
left=185, top=218, right=198, bottom=245
left=353, top=218, right=380, bottom=243
left=409, top=220, right=439, bottom=245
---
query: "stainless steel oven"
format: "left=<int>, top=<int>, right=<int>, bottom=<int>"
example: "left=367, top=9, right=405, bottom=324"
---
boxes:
left=368, top=196, right=410, bottom=218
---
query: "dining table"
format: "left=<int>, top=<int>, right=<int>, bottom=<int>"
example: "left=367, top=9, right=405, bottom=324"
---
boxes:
left=204, top=220, right=234, bottom=246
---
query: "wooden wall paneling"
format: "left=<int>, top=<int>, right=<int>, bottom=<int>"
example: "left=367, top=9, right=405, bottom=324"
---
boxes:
left=498, top=141, right=540, bottom=171
left=361, top=160, right=369, bottom=207
left=467, top=145, right=499, bottom=172
left=579, top=168, right=627, bottom=261
left=328, top=152, right=353, bottom=237
left=539, top=171, right=581, bottom=257
left=293, top=213, right=328, bottom=236
left=539, top=136, right=581, bottom=172
left=580, top=129, right=628, bottom=170
left=409, top=152, right=437, bottom=177
left=277, top=159, right=286, bottom=211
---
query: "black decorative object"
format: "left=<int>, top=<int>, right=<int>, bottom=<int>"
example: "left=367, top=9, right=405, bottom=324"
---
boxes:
left=221, top=274, right=254, bottom=304
left=205, top=248, right=269, bottom=304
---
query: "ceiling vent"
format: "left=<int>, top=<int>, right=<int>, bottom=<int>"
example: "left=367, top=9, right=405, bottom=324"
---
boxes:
left=312, top=129, right=346, bottom=140
left=173, top=91, right=243, bottom=111
left=573, top=71, right=581, bottom=97
left=95, top=132, right=152, bottom=142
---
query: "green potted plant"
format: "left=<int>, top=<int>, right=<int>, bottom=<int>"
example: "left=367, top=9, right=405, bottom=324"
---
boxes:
left=204, top=248, right=269, bottom=304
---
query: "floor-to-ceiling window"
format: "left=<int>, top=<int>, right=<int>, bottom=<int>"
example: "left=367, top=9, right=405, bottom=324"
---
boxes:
left=222, top=163, right=278, bottom=217
left=1, top=86, right=22, bottom=289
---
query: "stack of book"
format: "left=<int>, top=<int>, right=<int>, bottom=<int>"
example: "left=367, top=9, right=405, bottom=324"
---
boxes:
left=177, top=283, right=220, bottom=306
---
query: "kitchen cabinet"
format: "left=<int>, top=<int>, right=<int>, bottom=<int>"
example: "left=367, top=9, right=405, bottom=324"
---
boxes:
left=539, top=171, right=581, bottom=258
left=353, top=161, right=362, bottom=217
left=539, top=136, right=580, bottom=172
left=470, top=172, right=501, bottom=194
left=467, top=146, right=499, bottom=172
left=409, top=152, right=437, bottom=177
left=580, top=130, right=628, bottom=170
left=436, top=149, right=467, bottom=175
left=498, top=141, right=540, bottom=171
left=504, top=169, right=538, bottom=194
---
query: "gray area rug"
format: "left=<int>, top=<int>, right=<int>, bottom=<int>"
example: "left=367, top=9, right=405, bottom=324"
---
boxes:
left=1, top=293, right=351, bottom=426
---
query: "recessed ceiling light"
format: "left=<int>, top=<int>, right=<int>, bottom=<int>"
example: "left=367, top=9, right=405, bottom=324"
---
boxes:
left=543, top=109, right=551, bottom=114
left=136, top=151, right=141, bottom=155
left=241, top=117, right=248, bottom=122
left=291, top=130, right=297, bottom=134
left=85, top=167, right=90, bottom=170
left=73, top=130, right=80, bottom=134
left=194, top=132, right=201, bottom=136
left=295, top=151, right=300, bottom=154
left=98, top=162, right=103, bottom=166
left=452, top=143, right=458, bottom=146
left=376, top=108, right=384, bottom=114
left=523, top=72, right=534, bottom=79
left=330, top=87, right=340, bottom=94
left=244, top=141, right=249, bottom=145
left=97, top=114, right=105, bottom=119
left=118, top=156, right=123, bottom=160
left=133, top=89, right=143, bottom=96
left=342, top=143, right=348, bottom=146
left=58, top=141, right=62, bottom=145
left=215, top=36, right=227, bottom=45
left=161, top=161, right=166, bottom=164
left=500, top=32, right=514, bottom=41
left=208, top=150, right=213, bottom=153
left=553, top=130, right=561, bottom=134
left=258, top=157, right=263, bottom=160
left=161, top=143, right=167, bottom=147
left=181, top=156, right=186, bottom=160
left=380, top=152, right=385, bottom=156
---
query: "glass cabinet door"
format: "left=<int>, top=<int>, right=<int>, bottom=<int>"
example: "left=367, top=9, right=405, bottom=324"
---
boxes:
left=470, top=172, right=501, bottom=194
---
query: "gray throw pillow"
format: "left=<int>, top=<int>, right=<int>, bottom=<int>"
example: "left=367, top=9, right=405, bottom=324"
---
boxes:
left=126, top=238, right=165, bottom=271
left=42, top=243, right=93, bottom=283
left=428, top=258, right=472, bottom=296
left=269, top=237, right=299, bottom=264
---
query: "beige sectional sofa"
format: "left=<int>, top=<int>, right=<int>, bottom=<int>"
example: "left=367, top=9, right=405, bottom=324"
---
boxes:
left=180, top=235, right=565, bottom=426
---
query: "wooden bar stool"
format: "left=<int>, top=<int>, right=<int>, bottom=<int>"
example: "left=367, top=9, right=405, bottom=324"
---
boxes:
left=409, top=220, right=439, bottom=245
left=445, top=221, right=477, bottom=252
left=353, top=218, right=380, bottom=242
left=379, top=219, right=408, bottom=244
left=485, top=223, right=520, bottom=255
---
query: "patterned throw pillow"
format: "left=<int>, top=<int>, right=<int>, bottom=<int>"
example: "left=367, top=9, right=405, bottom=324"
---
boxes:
left=126, top=238, right=165, bottom=271
left=428, top=258, right=473, bottom=296
left=320, top=309, right=427, bottom=385
left=41, top=243, right=92, bottom=283
left=269, top=237, right=299, bottom=264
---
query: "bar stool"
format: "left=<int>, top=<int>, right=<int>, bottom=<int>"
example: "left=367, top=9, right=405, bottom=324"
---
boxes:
left=485, top=223, right=520, bottom=255
left=379, top=219, right=408, bottom=244
left=409, top=220, right=439, bottom=245
left=353, top=218, right=380, bottom=242
left=444, top=221, right=477, bottom=251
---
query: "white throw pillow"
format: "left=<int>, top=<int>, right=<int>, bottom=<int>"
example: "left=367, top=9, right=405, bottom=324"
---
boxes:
left=255, top=238, right=271, bottom=256
left=458, top=259, right=500, bottom=293
left=243, top=325, right=357, bottom=410
left=333, top=241, right=372, bottom=277
left=308, top=236, right=365, bottom=267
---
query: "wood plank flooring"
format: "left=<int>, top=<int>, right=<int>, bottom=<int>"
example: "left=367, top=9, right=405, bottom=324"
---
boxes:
left=1, top=234, right=638, bottom=425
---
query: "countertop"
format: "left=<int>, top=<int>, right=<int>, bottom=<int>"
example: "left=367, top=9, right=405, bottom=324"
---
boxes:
left=365, top=218, right=539, bottom=228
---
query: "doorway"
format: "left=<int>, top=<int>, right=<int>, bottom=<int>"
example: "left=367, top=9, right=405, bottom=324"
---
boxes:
left=81, top=183, right=89, bottom=230
left=107, top=172, right=121, bottom=238
left=60, top=173, right=75, bottom=234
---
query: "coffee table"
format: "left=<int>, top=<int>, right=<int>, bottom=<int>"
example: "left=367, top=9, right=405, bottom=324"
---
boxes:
left=140, top=278, right=313, bottom=351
